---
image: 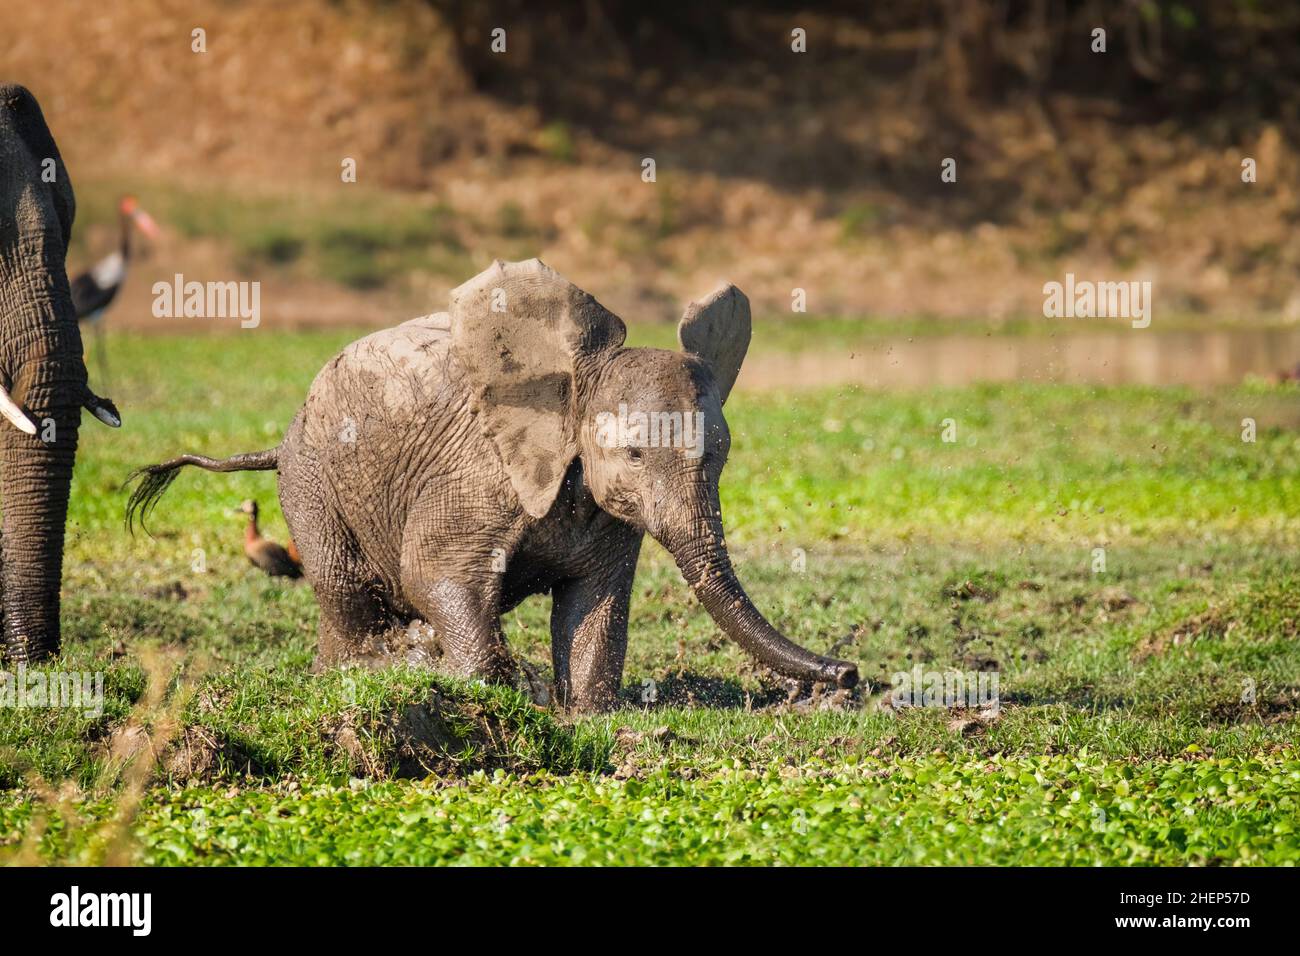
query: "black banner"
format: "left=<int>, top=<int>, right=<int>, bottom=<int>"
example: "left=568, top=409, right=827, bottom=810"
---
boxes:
left=0, top=865, right=1283, bottom=941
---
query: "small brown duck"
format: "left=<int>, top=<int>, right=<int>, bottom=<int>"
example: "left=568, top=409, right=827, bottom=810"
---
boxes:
left=233, top=499, right=303, bottom=578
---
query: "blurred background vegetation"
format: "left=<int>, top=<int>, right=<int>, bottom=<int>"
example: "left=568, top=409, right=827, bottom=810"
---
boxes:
left=3, top=0, right=1298, bottom=336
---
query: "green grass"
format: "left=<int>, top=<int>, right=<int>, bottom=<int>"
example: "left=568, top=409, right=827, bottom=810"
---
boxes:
left=5, top=756, right=1296, bottom=866
left=2, top=327, right=1298, bottom=865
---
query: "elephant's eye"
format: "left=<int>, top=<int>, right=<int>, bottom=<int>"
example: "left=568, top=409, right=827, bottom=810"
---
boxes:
left=626, top=446, right=645, bottom=466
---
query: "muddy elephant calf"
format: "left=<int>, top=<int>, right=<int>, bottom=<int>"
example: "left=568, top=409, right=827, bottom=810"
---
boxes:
left=128, top=259, right=857, bottom=709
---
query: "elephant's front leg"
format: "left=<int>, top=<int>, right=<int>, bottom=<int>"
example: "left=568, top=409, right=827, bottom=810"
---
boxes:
left=403, top=566, right=515, bottom=683
left=550, top=551, right=639, bottom=711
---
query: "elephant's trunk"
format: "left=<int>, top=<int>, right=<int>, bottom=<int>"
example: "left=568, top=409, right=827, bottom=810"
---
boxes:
left=0, top=83, right=87, bottom=662
left=1, top=402, right=78, bottom=662
left=656, top=488, right=858, bottom=688
left=0, top=258, right=85, bottom=664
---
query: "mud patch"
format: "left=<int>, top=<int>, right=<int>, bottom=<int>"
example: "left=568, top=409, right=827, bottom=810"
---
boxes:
left=1135, top=578, right=1300, bottom=660
left=164, top=726, right=265, bottom=780
left=1098, top=587, right=1140, bottom=613
left=637, top=670, right=859, bottom=712
left=608, top=725, right=678, bottom=780
left=945, top=706, right=1003, bottom=737
left=942, top=571, right=1004, bottom=603
left=144, top=581, right=189, bottom=602
left=1135, top=605, right=1236, bottom=660
left=102, top=680, right=595, bottom=786
left=643, top=672, right=777, bottom=709
left=319, top=690, right=538, bottom=780
left=1207, top=688, right=1300, bottom=726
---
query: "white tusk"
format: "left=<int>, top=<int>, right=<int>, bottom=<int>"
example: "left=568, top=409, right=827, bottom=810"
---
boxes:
left=89, top=403, right=121, bottom=428
left=0, top=385, right=37, bottom=435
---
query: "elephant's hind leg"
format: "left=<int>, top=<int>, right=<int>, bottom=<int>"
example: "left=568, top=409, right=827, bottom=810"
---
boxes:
left=301, top=529, right=399, bottom=670
left=279, top=455, right=413, bottom=670
left=309, top=556, right=408, bottom=671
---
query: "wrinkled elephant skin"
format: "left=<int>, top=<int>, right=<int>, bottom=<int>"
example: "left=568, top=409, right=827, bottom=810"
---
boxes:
left=0, top=85, right=118, bottom=662
left=128, top=259, right=858, bottom=709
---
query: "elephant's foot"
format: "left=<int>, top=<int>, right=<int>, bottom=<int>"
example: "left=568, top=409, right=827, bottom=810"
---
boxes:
left=310, top=614, right=533, bottom=705
left=310, top=619, right=440, bottom=673
left=516, top=658, right=552, bottom=707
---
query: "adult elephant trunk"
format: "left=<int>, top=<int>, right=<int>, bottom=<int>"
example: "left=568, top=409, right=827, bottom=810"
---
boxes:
left=0, top=347, right=83, bottom=663
left=656, top=486, right=858, bottom=688
left=0, top=84, right=94, bottom=662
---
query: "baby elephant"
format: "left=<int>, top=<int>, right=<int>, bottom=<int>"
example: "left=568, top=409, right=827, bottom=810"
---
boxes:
left=128, top=259, right=858, bottom=710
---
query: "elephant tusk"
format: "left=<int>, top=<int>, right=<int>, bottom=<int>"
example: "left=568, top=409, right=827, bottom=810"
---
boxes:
left=84, top=394, right=122, bottom=428
left=0, top=385, right=37, bottom=435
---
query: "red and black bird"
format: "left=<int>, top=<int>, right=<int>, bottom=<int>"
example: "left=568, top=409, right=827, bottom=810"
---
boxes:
left=70, top=195, right=159, bottom=387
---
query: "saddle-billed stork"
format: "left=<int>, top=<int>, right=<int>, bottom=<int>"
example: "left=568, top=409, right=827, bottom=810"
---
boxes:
left=70, top=195, right=160, bottom=387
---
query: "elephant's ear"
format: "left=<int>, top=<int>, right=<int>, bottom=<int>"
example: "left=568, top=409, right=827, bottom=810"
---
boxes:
left=451, top=258, right=626, bottom=518
left=677, top=283, right=751, bottom=404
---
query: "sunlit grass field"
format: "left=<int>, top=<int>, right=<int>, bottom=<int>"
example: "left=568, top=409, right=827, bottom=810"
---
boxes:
left=1, top=328, right=1298, bottom=865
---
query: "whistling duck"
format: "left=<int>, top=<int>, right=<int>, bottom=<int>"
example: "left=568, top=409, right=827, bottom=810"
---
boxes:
left=233, top=500, right=303, bottom=578
left=70, top=195, right=160, bottom=387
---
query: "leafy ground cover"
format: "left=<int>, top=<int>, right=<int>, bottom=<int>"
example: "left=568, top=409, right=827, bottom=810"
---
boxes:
left=2, top=329, right=1296, bottom=865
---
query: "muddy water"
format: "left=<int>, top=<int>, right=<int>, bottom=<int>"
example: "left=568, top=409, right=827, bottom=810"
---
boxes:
left=738, top=327, right=1300, bottom=391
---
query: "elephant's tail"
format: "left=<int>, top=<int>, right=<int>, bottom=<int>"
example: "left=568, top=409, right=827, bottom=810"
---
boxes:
left=124, top=448, right=279, bottom=534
